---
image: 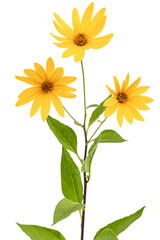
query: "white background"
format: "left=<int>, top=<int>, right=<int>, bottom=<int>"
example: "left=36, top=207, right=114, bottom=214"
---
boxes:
left=0, top=0, right=160, bottom=239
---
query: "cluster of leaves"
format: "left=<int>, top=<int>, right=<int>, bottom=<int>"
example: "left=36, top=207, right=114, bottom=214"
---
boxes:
left=17, top=207, right=145, bottom=240
left=17, top=97, right=145, bottom=240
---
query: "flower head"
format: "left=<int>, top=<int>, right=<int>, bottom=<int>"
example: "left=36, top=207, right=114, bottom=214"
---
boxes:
left=51, top=2, right=113, bottom=62
left=104, top=74, right=153, bottom=126
left=16, top=57, right=76, bottom=121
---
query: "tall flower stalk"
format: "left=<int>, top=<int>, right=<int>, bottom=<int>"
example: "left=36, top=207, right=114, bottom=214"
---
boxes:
left=16, top=3, right=153, bottom=240
left=81, top=60, right=88, bottom=240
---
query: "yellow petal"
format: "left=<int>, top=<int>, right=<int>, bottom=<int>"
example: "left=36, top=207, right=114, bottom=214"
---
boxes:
left=81, top=2, right=94, bottom=32
left=40, top=94, right=51, bottom=121
left=54, top=85, right=76, bottom=92
left=53, top=21, right=73, bottom=38
left=129, top=86, right=150, bottom=96
left=18, top=87, right=40, bottom=98
left=52, top=67, right=64, bottom=83
left=103, top=97, right=117, bottom=107
left=55, top=91, right=76, bottom=98
left=91, top=34, right=114, bottom=49
left=129, top=107, right=144, bottom=121
left=51, top=93, right=64, bottom=117
left=16, top=87, right=40, bottom=106
left=74, top=48, right=85, bottom=62
left=15, top=76, right=40, bottom=86
left=125, top=77, right=141, bottom=94
left=53, top=13, right=73, bottom=34
left=24, top=69, right=43, bottom=83
left=89, top=15, right=106, bottom=38
left=46, top=57, right=55, bottom=79
left=121, top=73, right=129, bottom=92
left=104, top=103, right=118, bottom=117
left=87, top=8, right=106, bottom=35
left=57, top=76, right=77, bottom=85
left=16, top=97, right=34, bottom=106
left=62, top=47, right=77, bottom=58
left=72, top=8, right=81, bottom=32
left=30, top=94, right=42, bottom=117
left=106, top=85, right=117, bottom=97
left=122, top=104, right=133, bottom=124
left=117, top=104, right=123, bottom=127
left=53, top=42, right=74, bottom=48
left=50, top=33, right=72, bottom=43
left=113, top=76, right=120, bottom=93
left=127, top=100, right=150, bottom=110
left=129, top=95, right=153, bottom=104
left=34, top=63, right=47, bottom=80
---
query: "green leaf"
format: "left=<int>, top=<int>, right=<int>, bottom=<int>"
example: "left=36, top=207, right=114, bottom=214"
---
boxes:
left=81, top=137, right=99, bottom=179
left=87, top=104, right=99, bottom=109
left=61, top=147, right=83, bottom=203
left=53, top=198, right=84, bottom=224
left=88, top=95, right=111, bottom=129
left=94, top=229, right=118, bottom=240
left=98, top=130, right=126, bottom=143
left=17, top=223, right=65, bottom=240
left=74, top=120, right=83, bottom=127
left=94, top=206, right=145, bottom=239
left=47, top=115, right=77, bottom=154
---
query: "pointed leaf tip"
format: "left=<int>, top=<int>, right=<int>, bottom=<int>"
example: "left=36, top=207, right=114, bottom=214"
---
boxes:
left=53, top=198, right=84, bottom=224
left=17, top=223, right=66, bottom=240
left=98, top=130, right=126, bottom=143
left=46, top=115, right=77, bottom=154
left=94, top=206, right=145, bottom=239
left=88, top=95, right=111, bottom=128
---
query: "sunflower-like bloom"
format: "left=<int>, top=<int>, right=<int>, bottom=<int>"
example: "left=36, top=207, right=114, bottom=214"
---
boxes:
left=51, top=2, right=113, bottom=62
left=104, top=74, right=153, bottom=127
left=16, top=57, right=76, bottom=121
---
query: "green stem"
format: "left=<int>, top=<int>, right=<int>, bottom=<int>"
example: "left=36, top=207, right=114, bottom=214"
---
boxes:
left=81, top=61, right=87, bottom=126
left=63, top=106, right=78, bottom=123
left=80, top=60, right=88, bottom=240
left=76, top=154, right=83, bottom=164
left=79, top=209, right=82, bottom=221
left=88, top=118, right=107, bottom=142
left=81, top=127, right=88, bottom=240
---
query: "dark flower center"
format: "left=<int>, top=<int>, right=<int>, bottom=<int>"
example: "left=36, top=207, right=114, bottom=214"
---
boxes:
left=41, top=81, right=53, bottom=93
left=74, top=34, right=88, bottom=46
left=117, top=93, right=127, bottom=103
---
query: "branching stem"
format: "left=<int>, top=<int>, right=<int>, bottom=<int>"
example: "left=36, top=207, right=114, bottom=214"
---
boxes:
left=88, top=118, right=107, bottom=142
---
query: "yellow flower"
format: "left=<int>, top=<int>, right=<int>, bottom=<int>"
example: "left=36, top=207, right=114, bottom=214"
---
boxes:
left=104, top=73, right=153, bottom=127
left=51, top=2, right=113, bottom=62
left=16, top=57, right=76, bottom=121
